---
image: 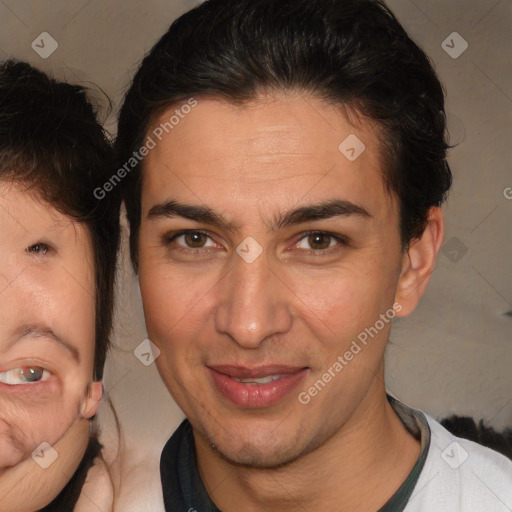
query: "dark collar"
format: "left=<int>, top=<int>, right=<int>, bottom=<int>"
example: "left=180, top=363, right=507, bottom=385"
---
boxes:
left=160, top=396, right=431, bottom=512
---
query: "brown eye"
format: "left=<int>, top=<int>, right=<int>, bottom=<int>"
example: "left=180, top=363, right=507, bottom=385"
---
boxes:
left=296, top=233, right=335, bottom=250
left=184, top=232, right=209, bottom=248
left=165, top=230, right=217, bottom=252
left=294, top=231, right=347, bottom=254
left=307, top=233, right=332, bottom=250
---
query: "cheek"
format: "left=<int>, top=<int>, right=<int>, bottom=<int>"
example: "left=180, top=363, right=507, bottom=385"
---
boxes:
left=0, top=395, right=78, bottom=466
left=290, top=265, right=390, bottom=340
left=139, top=264, right=183, bottom=373
left=139, top=263, right=216, bottom=394
left=139, top=264, right=175, bottom=334
left=139, top=261, right=209, bottom=337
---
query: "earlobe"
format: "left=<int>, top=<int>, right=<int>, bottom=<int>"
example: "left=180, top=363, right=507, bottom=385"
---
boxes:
left=395, top=207, right=444, bottom=317
left=81, top=381, right=103, bottom=419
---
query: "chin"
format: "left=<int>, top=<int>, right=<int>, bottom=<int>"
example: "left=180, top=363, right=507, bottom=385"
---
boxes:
left=210, top=429, right=308, bottom=469
left=219, top=446, right=302, bottom=469
left=210, top=412, right=339, bottom=470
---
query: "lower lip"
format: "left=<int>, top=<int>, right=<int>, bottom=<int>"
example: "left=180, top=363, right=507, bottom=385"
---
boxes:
left=208, top=368, right=308, bottom=408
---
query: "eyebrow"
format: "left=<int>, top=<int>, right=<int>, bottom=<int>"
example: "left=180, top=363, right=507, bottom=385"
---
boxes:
left=147, top=199, right=371, bottom=232
left=148, top=200, right=239, bottom=232
left=15, top=326, right=81, bottom=364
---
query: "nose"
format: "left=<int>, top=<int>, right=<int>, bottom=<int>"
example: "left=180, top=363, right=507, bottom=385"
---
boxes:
left=214, top=251, right=294, bottom=348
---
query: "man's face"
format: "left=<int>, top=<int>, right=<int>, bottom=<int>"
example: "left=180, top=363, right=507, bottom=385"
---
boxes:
left=0, top=183, right=98, bottom=473
left=138, top=93, right=406, bottom=467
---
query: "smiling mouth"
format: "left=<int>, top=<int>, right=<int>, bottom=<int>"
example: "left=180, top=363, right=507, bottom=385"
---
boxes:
left=231, top=375, right=285, bottom=384
left=207, top=365, right=309, bottom=408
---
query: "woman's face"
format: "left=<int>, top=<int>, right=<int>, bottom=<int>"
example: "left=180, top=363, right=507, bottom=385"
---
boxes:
left=0, top=182, right=101, bottom=474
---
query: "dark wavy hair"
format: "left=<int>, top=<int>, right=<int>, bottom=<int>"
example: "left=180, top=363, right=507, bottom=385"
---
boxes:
left=116, top=0, right=452, bottom=271
left=0, top=59, right=121, bottom=510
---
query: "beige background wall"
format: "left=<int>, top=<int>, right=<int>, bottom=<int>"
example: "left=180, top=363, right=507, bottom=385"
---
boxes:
left=1, top=1, right=511, bottom=510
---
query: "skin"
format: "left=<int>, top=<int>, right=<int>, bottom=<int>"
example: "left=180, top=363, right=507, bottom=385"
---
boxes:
left=74, top=455, right=115, bottom=512
left=0, top=419, right=90, bottom=511
left=0, top=182, right=102, bottom=478
left=138, top=92, right=444, bottom=511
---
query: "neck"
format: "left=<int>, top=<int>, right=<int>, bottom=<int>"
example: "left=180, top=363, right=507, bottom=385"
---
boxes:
left=195, top=372, right=420, bottom=512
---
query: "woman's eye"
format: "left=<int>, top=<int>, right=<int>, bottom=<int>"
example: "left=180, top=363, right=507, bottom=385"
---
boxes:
left=0, top=366, right=51, bottom=385
left=167, top=231, right=217, bottom=250
left=26, top=243, right=51, bottom=255
left=295, top=232, right=344, bottom=251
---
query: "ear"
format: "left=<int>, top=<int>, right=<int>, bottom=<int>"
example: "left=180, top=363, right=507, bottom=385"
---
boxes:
left=394, top=207, right=444, bottom=317
left=81, top=381, right=103, bottom=419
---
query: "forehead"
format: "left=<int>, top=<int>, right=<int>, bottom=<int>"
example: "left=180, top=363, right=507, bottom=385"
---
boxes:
left=141, top=93, right=395, bottom=220
left=0, top=181, right=91, bottom=247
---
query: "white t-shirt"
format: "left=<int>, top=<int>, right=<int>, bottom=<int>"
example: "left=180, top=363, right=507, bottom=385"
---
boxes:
left=403, top=412, right=512, bottom=511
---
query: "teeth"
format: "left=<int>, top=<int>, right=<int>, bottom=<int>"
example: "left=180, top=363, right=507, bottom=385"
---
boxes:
left=232, top=375, right=284, bottom=385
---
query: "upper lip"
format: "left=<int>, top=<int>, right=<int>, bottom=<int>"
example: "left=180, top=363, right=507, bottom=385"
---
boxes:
left=208, top=365, right=307, bottom=378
